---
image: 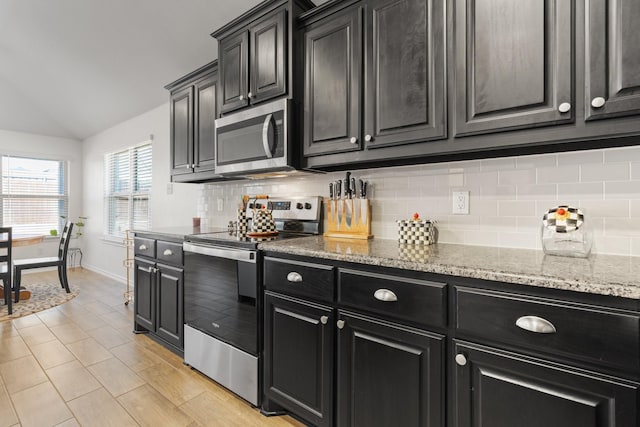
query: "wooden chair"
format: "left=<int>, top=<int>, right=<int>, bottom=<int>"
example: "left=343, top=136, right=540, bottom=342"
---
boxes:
left=13, top=222, right=74, bottom=302
left=0, top=227, right=12, bottom=314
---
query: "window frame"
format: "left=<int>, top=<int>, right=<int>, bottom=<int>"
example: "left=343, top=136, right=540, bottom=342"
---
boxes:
left=103, top=141, right=152, bottom=241
left=0, top=154, right=69, bottom=236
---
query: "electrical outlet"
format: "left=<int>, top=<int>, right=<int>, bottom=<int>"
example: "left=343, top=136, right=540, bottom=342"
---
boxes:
left=452, top=191, right=469, bottom=214
left=166, top=183, right=173, bottom=195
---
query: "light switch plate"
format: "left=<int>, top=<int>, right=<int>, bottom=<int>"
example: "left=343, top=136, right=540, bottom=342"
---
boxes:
left=452, top=191, right=469, bottom=214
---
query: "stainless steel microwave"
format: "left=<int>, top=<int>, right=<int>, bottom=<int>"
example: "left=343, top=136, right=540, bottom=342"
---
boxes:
left=214, top=98, right=292, bottom=176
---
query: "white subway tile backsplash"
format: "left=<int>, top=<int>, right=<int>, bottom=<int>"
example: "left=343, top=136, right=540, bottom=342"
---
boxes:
left=604, top=181, right=640, bottom=200
left=558, top=182, right=604, bottom=200
left=498, top=169, right=536, bottom=186
left=536, top=165, right=579, bottom=184
left=581, top=163, right=630, bottom=182
left=497, top=200, right=536, bottom=217
left=604, top=145, right=640, bottom=163
left=199, top=146, right=640, bottom=256
left=557, top=149, right=603, bottom=166
left=516, top=184, right=557, bottom=201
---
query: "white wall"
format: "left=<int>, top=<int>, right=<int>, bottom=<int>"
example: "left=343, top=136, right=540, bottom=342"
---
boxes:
left=81, top=103, right=199, bottom=281
left=0, top=129, right=82, bottom=260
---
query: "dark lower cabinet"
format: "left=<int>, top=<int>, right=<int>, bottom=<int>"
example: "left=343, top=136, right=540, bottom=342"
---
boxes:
left=336, top=311, right=445, bottom=427
left=133, top=237, right=184, bottom=352
left=264, top=291, right=334, bottom=427
left=452, top=340, right=640, bottom=427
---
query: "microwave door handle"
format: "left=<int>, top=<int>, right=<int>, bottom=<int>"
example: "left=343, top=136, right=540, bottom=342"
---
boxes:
left=262, top=113, right=274, bottom=158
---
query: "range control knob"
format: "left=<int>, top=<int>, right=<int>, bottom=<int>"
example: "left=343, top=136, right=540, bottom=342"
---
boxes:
left=296, top=202, right=304, bottom=209
left=304, top=203, right=312, bottom=210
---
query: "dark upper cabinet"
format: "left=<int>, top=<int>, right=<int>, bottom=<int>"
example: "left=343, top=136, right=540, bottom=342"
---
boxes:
left=169, top=86, right=193, bottom=176
left=212, top=0, right=315, bottom=115
left=452, top=341, right=640, bottom=427
left=336, top=310, right=444, bottom=427
left=303, top=5, right=362, bottom=156
left=585, top=0, right=640, bottom=120
left=166, top=62, right=224, bottom=183
left=454, top=0, right=574, bottom=136
left=219, top=30, right=250, bottom=113
left=302, top=0, right=446, bottom=161
left=364, top=0, right=446, bottom=148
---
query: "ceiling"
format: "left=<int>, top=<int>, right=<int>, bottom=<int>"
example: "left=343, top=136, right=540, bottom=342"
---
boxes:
left=0, top=0, right=321, bottom=141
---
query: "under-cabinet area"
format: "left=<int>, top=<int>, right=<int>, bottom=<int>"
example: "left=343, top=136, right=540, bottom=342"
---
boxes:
left=259, top=243, right=640, bottom=427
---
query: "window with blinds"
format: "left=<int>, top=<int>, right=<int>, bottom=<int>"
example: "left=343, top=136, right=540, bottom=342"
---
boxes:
left=0, top=155, right=68, bottom=235
left=104, top=143, right=152, bottom=238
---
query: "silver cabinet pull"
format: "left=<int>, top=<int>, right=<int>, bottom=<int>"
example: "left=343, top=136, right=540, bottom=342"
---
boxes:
left=349, top=136, right=358, bottom=144
left=558, top=102, right=571, bottom=113
left=139, top=244, right=147, bottom=251
left=374, top=289, right=398, bottom=302
left=364, top=134, right=373, bottom=142
left=286, top=272, right=303, bottom=283
left=185, top=164, right=191, bottom=169
left=320, top=316, right=328, bottom=325
left=239, top=95, right=244, bottom=101
left=591, top=97, right=606, bottom=108
left=455, top=354, right=467, bottom=366
left=163, top=249, right=173, bottom=256
left=336, top=320, right=345, bottom=329
left=516, top=316, right=557, bottom=334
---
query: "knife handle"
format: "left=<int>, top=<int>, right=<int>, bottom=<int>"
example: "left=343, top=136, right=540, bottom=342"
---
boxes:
left=363, top=181, right=368, bottom=198
left=344, top=179, right=350, bottom=198
left=358, top=179, right=364, bottom=198
left=351, top=177, right=356, bottom=198
left=336, top=180, right=341, bottom=198
left=329, top=183, right=334, bottom=199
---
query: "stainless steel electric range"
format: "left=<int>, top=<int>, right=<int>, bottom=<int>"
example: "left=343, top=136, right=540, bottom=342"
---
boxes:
left=182, top=196, right=322, bottom=406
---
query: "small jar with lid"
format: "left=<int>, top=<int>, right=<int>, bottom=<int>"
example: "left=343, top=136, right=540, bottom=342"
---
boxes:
left=541, top=206, right=593, bottom=258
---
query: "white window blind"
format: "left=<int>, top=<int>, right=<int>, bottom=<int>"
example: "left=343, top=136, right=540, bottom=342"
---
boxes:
left=0, top=155, right=68, bottom=235
left=104, top=143, right=152, bottom=238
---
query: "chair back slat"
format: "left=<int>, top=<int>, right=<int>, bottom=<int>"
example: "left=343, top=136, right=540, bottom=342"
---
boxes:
left=58, top=222, right=74, bottom=261
left=0, top=227, right=12, bottom=264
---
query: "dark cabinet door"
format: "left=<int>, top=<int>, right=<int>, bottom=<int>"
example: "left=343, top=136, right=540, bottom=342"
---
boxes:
left=264, top=292, right=334, bottom=427
left=155, top=263, right=184, bottom=349
left=134, top=257, right=155, bottom=332
left=169, top=86, right=193, bottom=175
left=219, top=30, right=249, bottom=114
left=364, top=0, right=446, bottom=149
left=336, top=311, right=445, bottom=427
left=585, top=0, right=640, bottom=120
left=452, top=340, right=640, bottom=427
left=249, top=9, right=286, bottom=104
left=454, top=0, right=574, bottom=136
left=193, top=74, right=217, bottom=174
left=303, top=6, right=362, bottom=156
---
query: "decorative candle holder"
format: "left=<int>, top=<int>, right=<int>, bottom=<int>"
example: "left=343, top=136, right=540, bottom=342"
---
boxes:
left=541, top=205, right=592, bottom=258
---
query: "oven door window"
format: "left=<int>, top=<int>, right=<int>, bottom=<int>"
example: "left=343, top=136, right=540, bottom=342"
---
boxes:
left=184, top=252, right=257, bottom=355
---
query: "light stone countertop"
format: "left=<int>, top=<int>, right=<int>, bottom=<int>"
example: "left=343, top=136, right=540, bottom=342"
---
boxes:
left=259, top=236, right=640, bottom=300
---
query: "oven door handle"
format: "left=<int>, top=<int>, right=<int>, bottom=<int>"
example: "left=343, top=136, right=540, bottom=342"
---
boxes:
left=183, top=242, right=257, bottom=263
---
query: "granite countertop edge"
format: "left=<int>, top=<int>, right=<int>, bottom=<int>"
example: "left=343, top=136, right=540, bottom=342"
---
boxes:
left=259, top=238, right=640, bottom=300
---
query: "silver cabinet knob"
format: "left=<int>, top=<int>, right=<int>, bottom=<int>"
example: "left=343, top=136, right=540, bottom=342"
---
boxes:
left=455, top=354, right=467, bottom=366
left=364, top=134, right=373, bottom=142
left=286, top=272, right=303, bottom=283
left=163, top=249, right=173, bottom=256
left=349, top=137, right=358, bottom=144
left=373, top=289, right=398, bottom=302
left=515, top=316, right=557, bottom=334
left=139, top=244, right=147, bottom=250
left=185, top=164, right=192, bottom=169
left=591, top=97, right=606, bottom=108
left=248, top=92, right=253, bottom=99
left=336, top=320, right=345, bottom=329
left=320, top=316, right=328, bottom=325
left=239, top=95, right=244, bottom=101
left=558, top=102, right=571, bottom=113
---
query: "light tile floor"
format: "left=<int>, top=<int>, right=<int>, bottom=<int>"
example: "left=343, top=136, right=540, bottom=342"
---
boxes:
left=0, top=269, right=306, bottom=427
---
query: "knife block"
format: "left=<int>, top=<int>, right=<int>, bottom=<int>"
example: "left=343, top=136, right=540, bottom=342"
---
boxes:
left=324, top=198, right=373, bottom=240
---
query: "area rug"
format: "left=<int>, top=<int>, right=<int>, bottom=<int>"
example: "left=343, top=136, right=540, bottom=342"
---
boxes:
left=0, top=282, right=79, bottom=321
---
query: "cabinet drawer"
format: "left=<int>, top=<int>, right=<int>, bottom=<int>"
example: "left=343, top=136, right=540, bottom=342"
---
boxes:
left=156, top=241, right=183, bottom=265
left=455, top=286, right=640, bottom=372
left=264, top=257, right=334, bottom=303
left=134, top=237, right=156, bottom=258
left=338, top=269, right=447, bottom=329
